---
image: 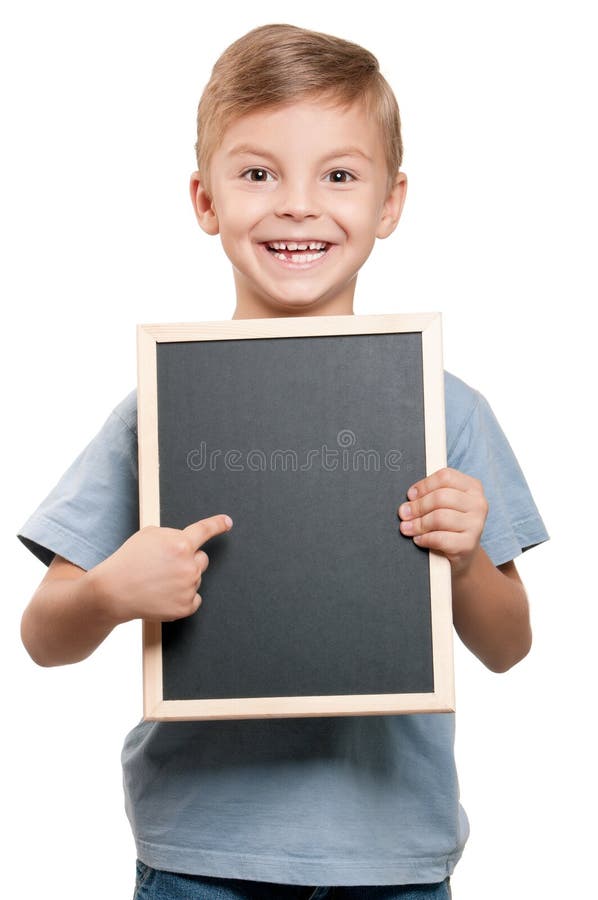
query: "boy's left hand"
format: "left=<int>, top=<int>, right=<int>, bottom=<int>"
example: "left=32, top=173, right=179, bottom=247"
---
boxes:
left=397, top=467, right=488, bottom=576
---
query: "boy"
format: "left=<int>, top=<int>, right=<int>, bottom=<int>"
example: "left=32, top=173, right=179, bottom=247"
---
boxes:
left=18, top=23, right=549, bottom=900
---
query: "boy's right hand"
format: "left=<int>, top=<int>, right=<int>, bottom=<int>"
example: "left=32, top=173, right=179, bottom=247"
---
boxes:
left=90, top=515, right=233, bottom=625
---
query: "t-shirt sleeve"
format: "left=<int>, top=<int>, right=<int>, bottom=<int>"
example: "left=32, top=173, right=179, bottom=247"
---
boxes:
left=16, top=399, right=139, bottom=571
left=447, top=389, right=550, bottom=567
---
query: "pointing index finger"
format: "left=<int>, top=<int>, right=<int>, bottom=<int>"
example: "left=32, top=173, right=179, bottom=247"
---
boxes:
left=182, top=514, right=233, bottom=551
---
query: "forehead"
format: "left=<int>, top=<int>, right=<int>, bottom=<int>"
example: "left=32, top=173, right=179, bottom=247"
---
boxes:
left=217, top=97, right=386, bottom=162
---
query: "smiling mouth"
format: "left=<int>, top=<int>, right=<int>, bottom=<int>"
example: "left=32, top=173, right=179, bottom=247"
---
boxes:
left=262, top=240, right=331, bottom=263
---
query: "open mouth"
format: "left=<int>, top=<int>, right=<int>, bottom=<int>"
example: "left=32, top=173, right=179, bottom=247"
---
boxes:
left=262, top=240, right=331, bottom=263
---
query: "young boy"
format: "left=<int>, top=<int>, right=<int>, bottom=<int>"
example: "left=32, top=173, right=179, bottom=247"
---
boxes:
left=18, top=23, right=549, bottom=900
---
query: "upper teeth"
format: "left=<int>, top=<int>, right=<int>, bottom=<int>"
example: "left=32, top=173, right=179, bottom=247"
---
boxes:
left=267, top=241, right=327, bottom=251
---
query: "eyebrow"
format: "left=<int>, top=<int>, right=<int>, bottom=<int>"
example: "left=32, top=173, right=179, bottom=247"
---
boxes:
left=226, top=143, right=373, bottom=164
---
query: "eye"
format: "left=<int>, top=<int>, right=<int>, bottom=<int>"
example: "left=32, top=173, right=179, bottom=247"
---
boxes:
left=326, top=170, right=355, bottom=184
left=241, top=168, right=274, bottom=182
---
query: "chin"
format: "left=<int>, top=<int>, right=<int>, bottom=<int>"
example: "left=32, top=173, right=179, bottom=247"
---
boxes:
left=278, top=300, right=330, bottom=316
left=266, top=292, right=327, bottom=311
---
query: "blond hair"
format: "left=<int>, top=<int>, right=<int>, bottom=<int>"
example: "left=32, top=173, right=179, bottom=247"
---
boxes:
left=194, top=24, right=403, bottom=196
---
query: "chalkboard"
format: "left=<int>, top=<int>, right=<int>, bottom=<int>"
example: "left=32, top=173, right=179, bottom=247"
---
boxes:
left=137, top=313, right=454, bottom=721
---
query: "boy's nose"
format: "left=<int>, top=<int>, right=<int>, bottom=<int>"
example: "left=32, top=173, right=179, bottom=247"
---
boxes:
left=274, top=182, right=320, bottom=220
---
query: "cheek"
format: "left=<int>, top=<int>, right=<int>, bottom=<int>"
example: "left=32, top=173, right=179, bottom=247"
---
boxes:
left=219, top=196, right=269, bottom=240
left=336, top=195, right=380, bottom=236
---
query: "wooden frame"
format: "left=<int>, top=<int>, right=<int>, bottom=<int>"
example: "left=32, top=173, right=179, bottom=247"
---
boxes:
left=137, top=312, right=454, bottom=721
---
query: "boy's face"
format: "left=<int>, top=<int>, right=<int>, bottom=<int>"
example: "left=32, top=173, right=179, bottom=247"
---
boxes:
left=190, top=96, right=407, bottom=319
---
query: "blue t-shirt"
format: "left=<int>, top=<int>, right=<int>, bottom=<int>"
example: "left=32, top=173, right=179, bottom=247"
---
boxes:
left=16, top=371, right=549, bottom=886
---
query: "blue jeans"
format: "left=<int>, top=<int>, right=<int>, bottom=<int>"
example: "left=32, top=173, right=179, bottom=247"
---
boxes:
left=133, top=861, right=452, bottom=899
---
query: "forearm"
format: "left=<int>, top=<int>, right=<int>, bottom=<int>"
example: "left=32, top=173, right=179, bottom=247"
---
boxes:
left=20, top=568, right=119, bottom=667
left=451, top=545, right=531, bottom=673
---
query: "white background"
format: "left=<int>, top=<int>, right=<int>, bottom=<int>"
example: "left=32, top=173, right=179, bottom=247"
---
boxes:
left=2, top=2, right=595, bottom=898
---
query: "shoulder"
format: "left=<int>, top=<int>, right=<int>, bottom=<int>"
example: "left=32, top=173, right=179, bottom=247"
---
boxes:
left=110, top=387, right=138, bottom=436
left=443, top=370, right=483, bottom=459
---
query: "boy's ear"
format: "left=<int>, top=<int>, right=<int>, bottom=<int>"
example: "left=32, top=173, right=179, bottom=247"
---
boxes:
left=376, top=172, right=408, bottom=239
left=189, top=171, right=219, bottom=236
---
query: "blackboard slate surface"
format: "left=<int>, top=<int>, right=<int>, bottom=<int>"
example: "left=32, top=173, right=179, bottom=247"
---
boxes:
left=137, top=314, right=454, bottom=721
left=157, top=332, right=431, bottom=701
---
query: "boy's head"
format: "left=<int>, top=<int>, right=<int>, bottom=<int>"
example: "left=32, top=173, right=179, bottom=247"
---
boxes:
left=194, top=24, right=403, bottom=201
left=190, top=24, right=407, bottom=319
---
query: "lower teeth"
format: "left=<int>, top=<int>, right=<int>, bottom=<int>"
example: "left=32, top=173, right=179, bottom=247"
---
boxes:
left=272, top=251, right=325, bottom=263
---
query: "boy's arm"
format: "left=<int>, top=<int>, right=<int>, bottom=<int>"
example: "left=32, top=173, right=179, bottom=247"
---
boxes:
left=398, top=467, right=532, bottom=673
left=20, top=555, right=120, bottom=667
left=450, top=549, right=531, bottom=672
left=21, top=515, right=233, bottom=667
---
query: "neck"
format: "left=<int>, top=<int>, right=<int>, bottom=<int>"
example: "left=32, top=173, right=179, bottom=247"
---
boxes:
left=232, top=300, right=355, bottom=320
left=231, top=277, right=357, bottom=320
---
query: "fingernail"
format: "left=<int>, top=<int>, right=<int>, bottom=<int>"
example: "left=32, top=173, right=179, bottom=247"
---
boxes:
left=408, top=487, right=418, bottom=500
left=224, top=516, right=233, bottom=528
left=400, top=504, right=411, bottom=518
